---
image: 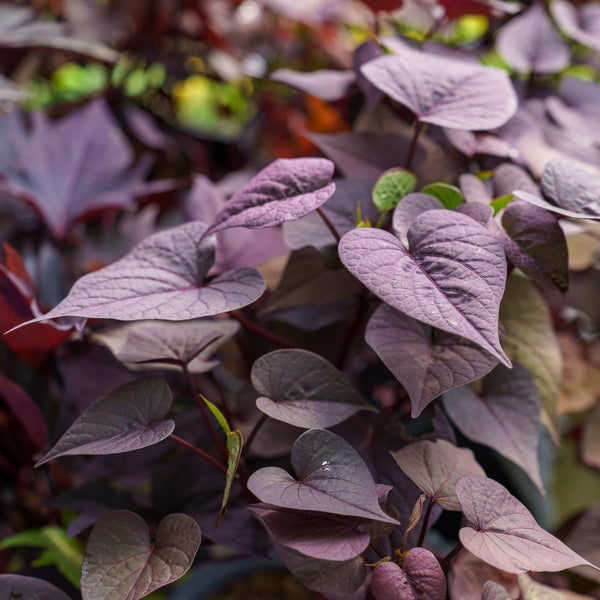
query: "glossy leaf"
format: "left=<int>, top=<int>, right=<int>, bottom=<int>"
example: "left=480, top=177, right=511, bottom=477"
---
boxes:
left=35, top=377, right=174, bottom=466
left=456, top=475, right=596, bottom=574
left=81, top=510, right=200, bottom=600
left=366, top=304, right=498, bottom=417
left=420, top=183, right=463, bottom=209
left=247, top=428, right=399, bottom=524
left=203, top=158, right=335, bottom=236
left=0, top=574, right=72, bottom=600
left=251, top=349, right=374, bottom=429
left=216, top=430, right=243, bottom=527
left=443, top=364, right=545, bottom=495
left=372, top=168, right=417, bottom=212
left=391, top=439, right=485, bottom=511
left=361, top=48, right=517, bottom=130
left=339, top=210, right=510, bottom=365
left=270, top=68, right=356, bottom=100
left=11, top=222, right=266, bottom=329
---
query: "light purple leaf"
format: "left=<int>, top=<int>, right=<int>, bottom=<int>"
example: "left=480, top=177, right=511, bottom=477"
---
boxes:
left=0, top=574, right=72, bottom=600
left=459, top=174, right=494, bottom=205
left=203, top=158, right=335, bottom=236
left=455, top=203, right=493, bottom=227
left=496, top=2, right=570, bottom=74
left=366, top=304, right=498, bottom=417
left=551, top=0, right=600, bottom=52
left=545, top=96, right=600, bottom=147
left=339, top=210, right=510, bottom=365
left=444, top=364, right=544, bottom=495
left=444, top=128, right=516, bottom=159
left=270, top=68, right=356, bottom=100
left=251, top=349, right=374, bottom=429
left=514, top=158, right=600, bottom=220
left=35, top=377, right=174, bottom=466
left=392, top=193, right=444, bottom=247
left=481, top=581, right=512, bottom=600
left=10, top=222, right=266, bottom=329
left=391, top=439, right=485, bottom=511
left=456, top=475, right=597, bottom=574
left=249, top=505, right=370, bottom=561
left=361, top=48, right=517, bottom=130
left=247, top=428, right=400, bottom=524
left=81, top=510, right=200, bottom=600
left=493, top=163, right=540, bottom=198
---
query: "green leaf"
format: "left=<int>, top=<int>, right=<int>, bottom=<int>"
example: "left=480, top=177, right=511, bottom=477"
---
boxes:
left=420, top=183, right=463, bottom=209
left=216, top=429, right=243, bottom=527
left=372, top=168, right=417, bottom=212
left=491, top=193, right=513, bottom=215
left=202, top=394, right=231, bottom=435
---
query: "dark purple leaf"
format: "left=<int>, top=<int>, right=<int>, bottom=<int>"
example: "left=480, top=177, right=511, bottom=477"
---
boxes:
left=270, top=68, right=356, bottom=100
left=203, top=158, right=335, bottom=237
left=81, top=510, right=200, bottom=600
left=496, top=2, right=570, bottom=74
left=353, top=40, right=385, bottom=111
left=392, top=194, right=444, bottom=247
left=251, top=349, right=374, bottom=429
left=11, top=222, right=266, bottom=329
left=481, top=581, right=512, bottom=600
left=262, top=299, right=357, bottom=332
left=0, top=574, right=72, bottom=600
left=493, top=163, right=540, bottom=198
left=249, top=505, right=370, bottom=561
left=339, top=210, right=510, bottom=365
left=247, top=428, right=399, bottom=523
left=361, top=48, right=517, bottom=130
left=551, top=0, right=600, bottom=52
left=456, top=475, right=596, bottom=573
left=366, top=304, right=498, bottom=417
left=0, top=100, right=150, bottom=239
left=443, top=364, right=544, bottom=495
left=391, top=439, right=485, bottom=511
left=35, top=377, right=174, bottom=466
left=501, top=200, right=569, bottom=293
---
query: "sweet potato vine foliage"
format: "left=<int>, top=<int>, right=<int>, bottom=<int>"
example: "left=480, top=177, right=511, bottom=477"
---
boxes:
left=3, top=1, right=600, bottom=600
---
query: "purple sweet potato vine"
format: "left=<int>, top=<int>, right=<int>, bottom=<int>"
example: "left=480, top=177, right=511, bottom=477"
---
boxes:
left=1, top=2, right=600, bottom=600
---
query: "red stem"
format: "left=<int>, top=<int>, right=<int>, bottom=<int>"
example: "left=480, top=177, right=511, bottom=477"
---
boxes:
left=230, top=311, right=297, bottom=349
left=168, top=434, right=227, bottom=475
left=316, top=207, right=342, bottom=243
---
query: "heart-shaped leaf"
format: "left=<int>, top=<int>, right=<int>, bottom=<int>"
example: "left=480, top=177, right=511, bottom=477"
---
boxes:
left=339, top=210, right=510, bottom=365
left=496, top=2, right=570, bottom=74
left=251, top=349, right=374, bottom=429
left=391, top=439, right=485, bottom=511
left=35, top=377, right=174, bottom=466
left=10, top=222, right=266, bottom=330
left=456, top=475, right=597, bottom=574
left=361, top=48, right=517, bottom=130
left=247, top=428, right=399, bottom=524
left=0, top=574, right=72, bottom=600
left=203, top=158, right=335, bottom=237
left=366, top=304, right=498, bottom=417
left=81, top=510, right=200, bottom=600
left=443, top=364, right=544, bottom=495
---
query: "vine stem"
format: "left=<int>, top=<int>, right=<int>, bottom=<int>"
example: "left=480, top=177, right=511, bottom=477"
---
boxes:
left=168, top=434, right=227, bottom=475
left=230, top=310, right=297, bottom=349
left=440, top=541, right=463, bottom=572
left=242, top=413, right=268, bottom=459
left=416, top=497, right=434, bottom=547
left=182, top=363, right=228, bottom=459
left=316, top=207, right=342, bottom=243
left=405, top=120, right=425, bottom=171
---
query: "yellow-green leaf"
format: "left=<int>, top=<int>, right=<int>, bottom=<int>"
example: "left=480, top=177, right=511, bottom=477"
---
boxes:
left=420, top=182, right=463, bottom=209
left=216, top=429, right=243, bottom=528
left=202, top=394, right=231, bottom=435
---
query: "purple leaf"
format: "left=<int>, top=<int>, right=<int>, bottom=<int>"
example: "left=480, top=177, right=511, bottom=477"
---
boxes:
left=443, top=364, right=544, bottom=495
left=251, top=349, right=375, bottom=429
left=361, top=48, right=517, bottom=130
left=501, top=200, right=569, bottom=293
left=366, top=304, right=498, bottom=417
left=0, top=574, right=72, bottom=600
left=249, top=505, right=370, bottom=561
left=391, top=439, right=485, bottom=511
left=481, top=581, right=512, bottom=600
left=496, top=2, right=570, bottom=74
left=203, top=158, right=335, bottom=237
left=270, top=68, right=356, bottom=100
left=0, top=100, right=151, bottom=240
left=444, top=128, right=516, bottom=159
left=551, top=0, right=600, bottom=52
left=392, top=194, right=444, bottom=247
left=35, top=377, right=174, bottom=466
left=339, top=210, right=510, bottom=365
left=455, top=203, right=493, bottom=227
left=493, top=163, right=540, bottom=198
left=10, top=222, right=266, bottom=329
left=565, top=501, right=600, bottom=583
left=81, top=510, right=200, bottom=600
left=353, top=40, right=385, bottom=111
left=247, top=428, right=400, bottom=524
left=456, top=475, right=597, bottom=574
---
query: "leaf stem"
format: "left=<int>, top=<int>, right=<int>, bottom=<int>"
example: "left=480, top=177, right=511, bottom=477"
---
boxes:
left=230, top=310, right=297, bottom=349
left=405, top=120, right=425, bottom=171
left=168, top=434, right=227, bottom=475
left=440, top=541, right=463, bottom=572
left=369, top=540, right=387, bottom=559
left=316, top=207, right=342, bottom=243
left=416, top=497, right=434, bottom=547
left=242, top=413, right=268, bottom=459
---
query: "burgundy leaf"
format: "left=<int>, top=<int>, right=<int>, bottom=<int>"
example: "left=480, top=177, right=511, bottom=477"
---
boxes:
left=0, top=574, right=72, bottom=600
left=270, top=68, right=356, bottom=100
left=366, top=304, right=498, bottom=417
left=391, top=439, right=485, bottom=511
left=35, top=377, right=174, bottom=466
left=10, top=222, right=266, bottom=329
left=203, top=158, right=335, bottom=236
left=247, top=428, right=400, bottom=523
left=392, top=194, right=444, bottom=247
left=496, top=2, right=570, bottom=74
left=551, top=0, right=600, bottom=52
left=339, top=210, right=510, bottom=365
left=361, top=48, right=517, bottom=130
left=443, top=364, right=544, bottom=495
left=81, top=510, right=200, bottom=600
left=456, top=475, right=597, bottom=573
left=249, top=505, right=370, bottom=561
